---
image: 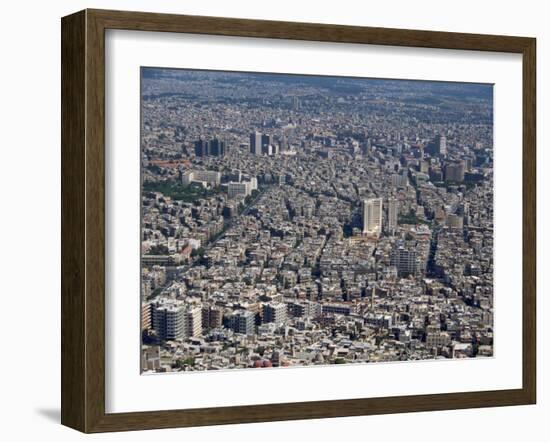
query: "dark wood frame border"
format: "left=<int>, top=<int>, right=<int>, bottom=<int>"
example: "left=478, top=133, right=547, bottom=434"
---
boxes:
left=61, top=9, right=536, bottom=433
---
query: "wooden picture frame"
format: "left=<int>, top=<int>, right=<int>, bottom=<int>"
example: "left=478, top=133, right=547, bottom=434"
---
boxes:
left=61, top=8, right=536, bottom=433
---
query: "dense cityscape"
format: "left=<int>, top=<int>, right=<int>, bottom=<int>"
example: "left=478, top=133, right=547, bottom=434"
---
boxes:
left=140, top=68, right=494, bottom=373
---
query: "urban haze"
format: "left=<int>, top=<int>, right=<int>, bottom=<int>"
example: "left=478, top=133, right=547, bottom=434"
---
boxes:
left=140, top=68, right=494, bottom=373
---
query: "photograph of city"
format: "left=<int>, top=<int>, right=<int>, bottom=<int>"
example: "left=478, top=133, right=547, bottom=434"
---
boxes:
left=140, top=67, right=494, bottom=373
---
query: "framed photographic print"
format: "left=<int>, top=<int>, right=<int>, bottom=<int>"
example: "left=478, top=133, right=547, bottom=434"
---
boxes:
left=61, top=9, right=536, bottom=433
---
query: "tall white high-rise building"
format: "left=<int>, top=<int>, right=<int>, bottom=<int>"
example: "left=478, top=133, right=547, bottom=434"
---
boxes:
left=436, top=134, right=447, bottom=155
left=185, top=306, right=203, bottom=338
left=152, top=299, right=203, bottom=340
left=362, top=198, right=383, bottom=237
left=387, top=198, right=398, bottom=234
left=250, top=131, right=262, bottom=155
left=391, top=245, right=419, bottom=277
left=152, top=299, right=186, bottom=341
